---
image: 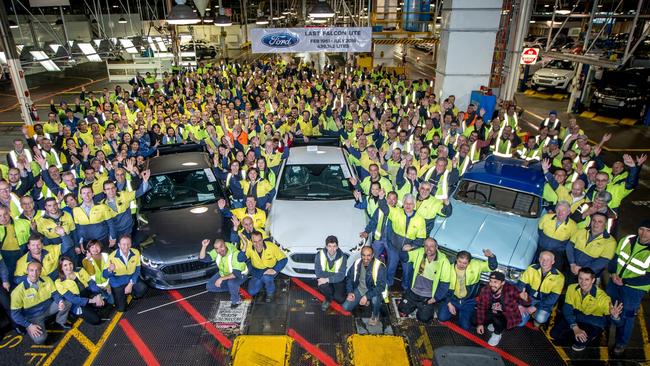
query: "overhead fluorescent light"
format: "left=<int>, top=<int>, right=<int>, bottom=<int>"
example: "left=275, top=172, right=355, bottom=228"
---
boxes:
left=554, top=9, right=571, bottom=15
left=119, top=38, right=139, bottom=54
left=77, top=43, right=102, bottom=62
left=157, top=41, right=168, bottom=51
left=49, top=44, right=62, bottom=53
left=167, top=0, right=201, bottom=25
left=30, top=51, right=61, bottom=71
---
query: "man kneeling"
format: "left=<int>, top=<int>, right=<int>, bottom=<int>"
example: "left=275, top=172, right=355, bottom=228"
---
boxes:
left=199, top=239, right=248, bottom=308
left=315, top=235, right=347, bottom=311
left=343, top=246, right=387, bottom=325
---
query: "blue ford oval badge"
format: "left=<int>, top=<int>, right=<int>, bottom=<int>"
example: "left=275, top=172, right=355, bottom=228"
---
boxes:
left=261, top=32, right=300, bottom=48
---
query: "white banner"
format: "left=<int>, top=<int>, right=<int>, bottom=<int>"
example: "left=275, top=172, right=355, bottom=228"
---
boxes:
left=29, top=0, right=70, bottom=7
left=251, top=27, right=372, bottom=54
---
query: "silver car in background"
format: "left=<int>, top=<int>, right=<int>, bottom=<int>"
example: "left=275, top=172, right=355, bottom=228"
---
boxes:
left=266, top=145, right=367, bottom=277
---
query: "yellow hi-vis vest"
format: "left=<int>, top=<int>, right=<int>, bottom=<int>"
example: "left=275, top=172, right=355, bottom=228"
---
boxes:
left=615, top=235, right=650, bottom=291
left=352, top=258, right=388, bottom=303
left=319, top=250, right=344, bottom=273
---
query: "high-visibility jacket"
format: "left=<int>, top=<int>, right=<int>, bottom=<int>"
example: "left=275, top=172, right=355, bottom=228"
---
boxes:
left=231, top=207, right=267, bottom=231
left=348, top=257, right=388, bottom=303
left=3, top=192, right=23, bottom=218
left=611, top=235, right=650, bottom=292
left=563, top=284, right=612, bottom=329
left=102, top=191, right=137, bottom=237
left=208, top=242, right=248, bottom=277
left=35, top=211, right=76, bottom=245
left=415, top=196, right=448, bottom=221
left=359, top=176, right=393, bottom=196
left=55, top=269, right=99, bottom=313
left=72, top=204, right=115, bottom=243
left=387, top=209, right=427, bottom=249
left=14, top=245, right=64, bottom=283
left=518, top=264, right=565, bottom=312
left=491, top=138, right=513, bottom=158
left=0, top=218, right=31, bottom=251
left=448, top=256, right=497, bottom=300
left=407, top=248, right=452, bottom=302
left=314, top=249, right=347, bottom=284
left=423, top=169, right=450, bottom=200
left=82, top=252, right=110, bottom=289
left=10, top=277, right=61, bottom=328
left=537, top=214, right=578, bottom=252
left=104, top=248, right=141, bottom=287
left=240, top=241, right=287, bottom=271
left=567, top=229, right=616, bottom=276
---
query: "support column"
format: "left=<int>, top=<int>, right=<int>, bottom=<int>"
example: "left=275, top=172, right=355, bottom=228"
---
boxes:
left=434, top=0, right=503, bottom=110
left=0, top=3, right=33, bottom=124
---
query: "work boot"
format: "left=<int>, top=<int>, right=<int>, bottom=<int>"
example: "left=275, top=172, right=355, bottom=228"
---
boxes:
left=230, top=301, right=241, bottom=309
left=571, top=344, right=586, bottom=352
left=613, top=345, right=626, bottom=355
left=321, top=300, right=330, bottom=312
left=368, top=316, right=380, bottom=326
left=487, top=323, right=495, bottom=332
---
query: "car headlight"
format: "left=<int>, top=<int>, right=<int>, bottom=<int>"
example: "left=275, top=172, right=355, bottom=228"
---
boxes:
left=555, top=76, right=566, bottom=80
left=626, top=97, right=639, bottom=101
left=141, top=254, right=162, bottom=269
left=594, top=91, right=603, bottom=98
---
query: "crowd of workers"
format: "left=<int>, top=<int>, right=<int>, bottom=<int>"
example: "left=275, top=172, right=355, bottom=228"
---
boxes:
left=0, top=56, right=647, bottom=357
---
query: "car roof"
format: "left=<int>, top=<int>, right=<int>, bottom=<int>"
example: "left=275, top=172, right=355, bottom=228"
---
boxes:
left=462, top=156, right=544, bottom=196
left=286, top=146, right=348, bottom=165
left=147, top=152, right=211, bottom=174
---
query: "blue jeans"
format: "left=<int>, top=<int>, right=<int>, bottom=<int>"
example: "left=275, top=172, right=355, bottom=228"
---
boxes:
left=606, top=280, right=646, bottom=347
left=372, top=239, right=399, bottom=287
left=206, top=272, right=245, bottom=303
left=438, top=296, right=476, bottom=330
left=1, top=249, right=22, bottom=285
left=519, top=298, right=551, bottom=326
left=247, top=268, right=276, bottom=296
left=342, top=288, right=382, bottom=318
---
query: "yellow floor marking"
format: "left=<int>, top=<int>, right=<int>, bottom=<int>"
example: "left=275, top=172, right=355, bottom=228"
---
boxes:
left=31, top=344, right=54, bottom=348
left=543, top=307, right=570, bottom=362
left=592, top=116, right=619, bottom=124
left=41, top=319, right=84, bottom=366
left=619, top=118, right=637, bottom=126
left=551, top=94, right=567, bottom=100
left=69, top=328, right=97, bottom=352
left=82, top=311, right=123, bottom=366
left=580, top=111, right=597, bottom=118
left=524, top=90, right=536, bottom=95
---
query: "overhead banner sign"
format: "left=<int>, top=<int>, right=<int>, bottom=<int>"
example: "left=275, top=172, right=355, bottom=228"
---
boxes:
left=251, top=27, right=372, bottom=54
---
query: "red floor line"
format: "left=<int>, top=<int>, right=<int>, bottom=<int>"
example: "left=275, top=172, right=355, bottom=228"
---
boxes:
left=291, top=278, right=351, bottom=316
left=439, top=321, right=530, bottom=366
left=239, top=288, right=252, bottom=300
left=119, top=319, right=162, bottom=366
left=287, top=328, right=339, bottom=366
left=168, top=290, right=233, bottom=349
left=420, top=359, right=433, bottom=366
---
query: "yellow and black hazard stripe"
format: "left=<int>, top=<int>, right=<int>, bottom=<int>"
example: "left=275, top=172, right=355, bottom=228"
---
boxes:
left=373, top=38, right=439, bottom=45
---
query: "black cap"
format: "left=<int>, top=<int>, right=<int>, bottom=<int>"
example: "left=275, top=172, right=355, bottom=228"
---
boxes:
left=489, top=271, right=506, bottom=282
left=640, top=219, right=650, bottom=230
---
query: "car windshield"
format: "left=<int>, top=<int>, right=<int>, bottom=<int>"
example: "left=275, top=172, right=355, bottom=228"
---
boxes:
left=276, top=164, right=354, bottom=200
left=454, top=180, right=540, bottom=218
left=546, top=60, right=573, bottom=70
left=141, top=168, right=222, bottom=210
left=601, top=71, right=646, bottom=89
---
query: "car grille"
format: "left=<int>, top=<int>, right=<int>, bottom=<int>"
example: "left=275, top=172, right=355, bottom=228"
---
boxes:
left=291, top=253, right=316, bottom=264
left=602, top=97, right=621, bottom=106
left=293, top=268, right=315, bottom=275
left=161, top=260, right=212, bottom=275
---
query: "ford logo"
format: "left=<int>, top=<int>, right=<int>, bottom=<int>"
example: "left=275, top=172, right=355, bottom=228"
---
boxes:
left=261, top=32, right=300, bottom=48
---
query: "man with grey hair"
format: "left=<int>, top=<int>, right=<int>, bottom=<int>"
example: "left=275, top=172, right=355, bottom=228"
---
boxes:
left=536, top=201, right=577, bottom=272
left=571, top=189, right=618, bottom=234
left=379, top=192, right=427, bottom=289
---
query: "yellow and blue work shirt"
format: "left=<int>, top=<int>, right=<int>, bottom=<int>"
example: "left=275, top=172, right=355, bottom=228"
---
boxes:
left=519, top=264, right=565, bottom=312
left=208, top=242, right=248, bottom=277
left=563, top=283, right=613, bottom=329
left=72, top=204, right=115, bottom=243
left=104, top=248, right=141, bottom=287
left=239, top=241, right=287, bottom=271
left=388, top=209, right=427, bottom=248
left=10, top=277, right=61, bottom=327
left=35, top=211, right=76, bottom=244
left=567, top=229, right=616, bottom=276
left=82, top=253, right=110, bottom=289
left=537, top=213, right=577, bottom=252
left=231, top=208, right=267, bottom=232
left=14, top=244, right=65, bottom=284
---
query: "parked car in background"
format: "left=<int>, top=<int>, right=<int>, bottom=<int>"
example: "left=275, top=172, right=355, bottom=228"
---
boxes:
left=181, top=42, right=217, bottom=60
left=531, top=59, right=576, bottom=91
left=266, top=145, right=367, bottom=277
left=432, top=156, right=544, bottom=283
left=590, top=67, right=650, bottom=119
left=137, top=150, right=227, bottom=289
